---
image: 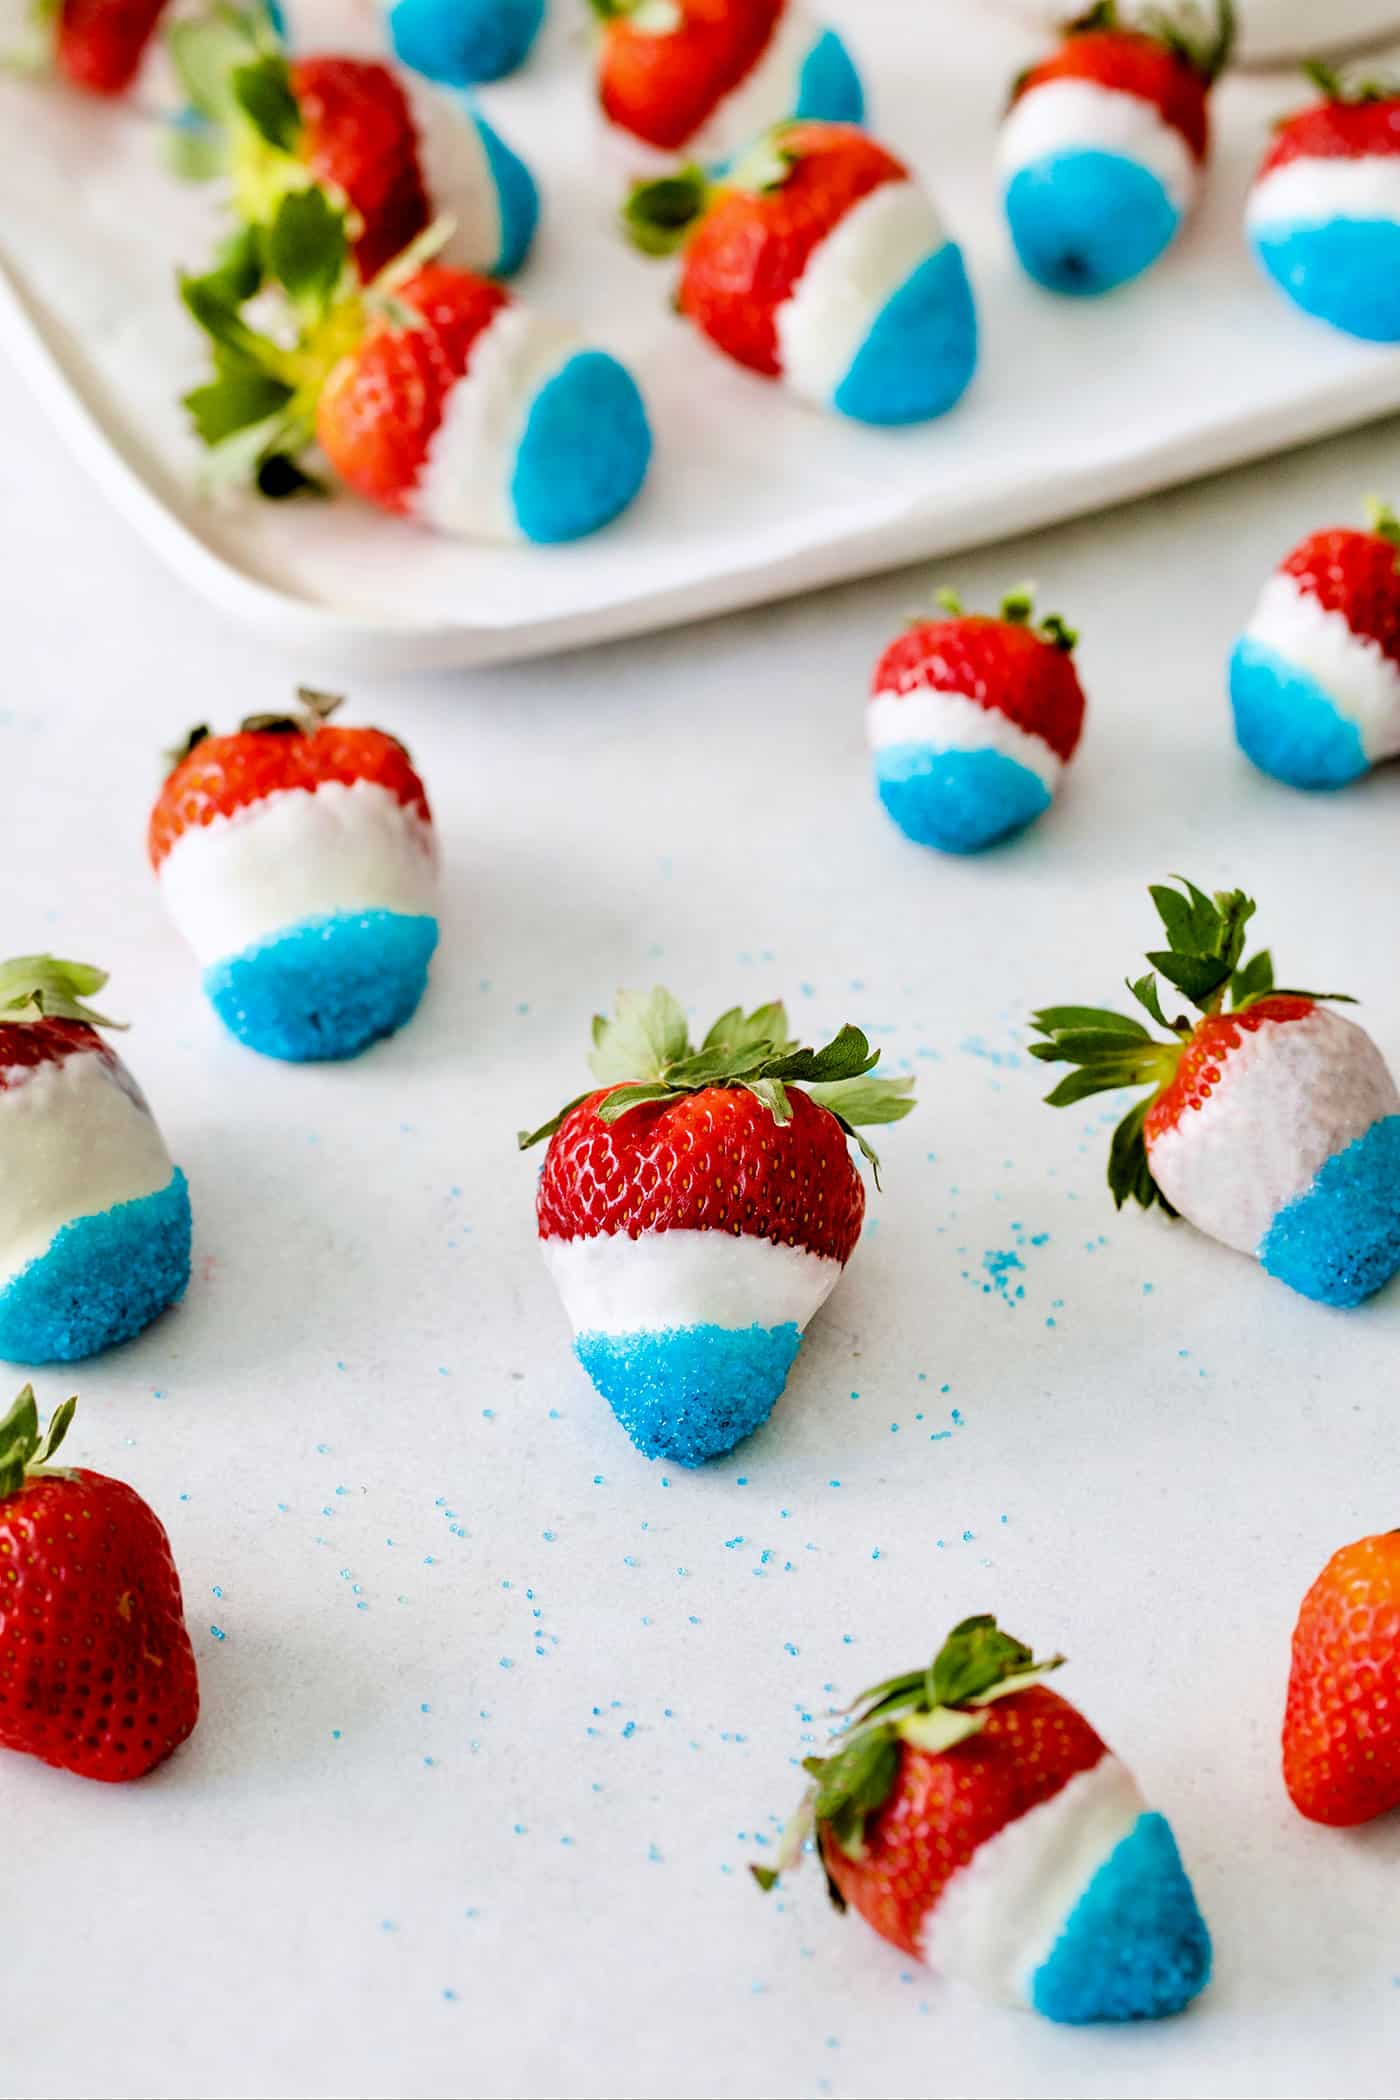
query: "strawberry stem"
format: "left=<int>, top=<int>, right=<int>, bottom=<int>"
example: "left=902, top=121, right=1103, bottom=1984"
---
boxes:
left=0, top=956, right=123, bottom=1030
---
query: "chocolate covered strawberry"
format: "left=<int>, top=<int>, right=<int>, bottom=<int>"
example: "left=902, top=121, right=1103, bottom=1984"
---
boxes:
left=519, top=991, right=914, bottom=1466
left=1284, top=1531, right=1400, bottom=1825
left=1230, top=500, right=1400, bottom=789
left=870, top=586, right=1086, bottom=853
left=754, top=1616, right=1211, bottom=2024
left=0, top=1387, right=198, bottom=1781
left=1032, top=876, right=1400, bottom=1305
left=591, top=0, right=862, bottom=163
left=179, top=190, right=652, bottom=544
left=1248, top=63, right=1400, bottom=342
left=624, top=122, right=977, bottom=425
left=1000, top=1, right=1233, bottom=296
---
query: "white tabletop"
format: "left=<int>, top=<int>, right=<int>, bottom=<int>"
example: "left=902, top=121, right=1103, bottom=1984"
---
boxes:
left=3, top=356, right=1400, bottom=2100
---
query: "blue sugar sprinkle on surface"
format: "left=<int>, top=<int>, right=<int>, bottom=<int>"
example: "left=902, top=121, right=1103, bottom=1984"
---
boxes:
left=511, top=351, right=652, bottom=545
left=0, top=1167, right=191, bottom=1364
left=794, top=28, right=864, bottom=126
left=1005, top=150, right=1181, bottom=295
left=1229, top=636, right=1369, bottom=788
left=1030, top=1812, right=1212, bottom=2025
left=471, top=110, right=539, bottom=277
left=1251, top=217, right=1400, bottom=341
left=1259, top=1115, right=1400, bottom=1307
left=573, top=1323, right=801, bottom=1466
left=204, top=911, right=438, bottom=1062
left=833, top=241, right=978, bottom=426
left=875, top=745, right=1052, bottom=852
left=386, top=0, right=544, bottom=83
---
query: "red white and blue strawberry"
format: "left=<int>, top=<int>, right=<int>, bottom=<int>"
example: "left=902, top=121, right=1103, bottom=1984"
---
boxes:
left=1000, top=1, right=1233, bottom=296
left=1032, top=876, right=1400, bottom=1306
left=870, top=586, right=1086, bottom=852
left=625, top=121, right=978, bottom=425
left=167, top=10, right=539, bottom=280
left=0, top=958, right=191, bottom=1364
left=519, top=992, right=915, bottom=1466
left=149, top=688, right=438, bottom=1062
left=1230, top=500, right=1400, bottom=789
left=754, top=1615, right=1212, bottom=2024
left=591, top=0, right=863, bottom=164
left=179, top=190, right=652, bottom=543
left=1247, top=63, right=1400, bottom=341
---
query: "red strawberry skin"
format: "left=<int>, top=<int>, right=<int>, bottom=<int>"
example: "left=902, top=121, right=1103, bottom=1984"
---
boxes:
left=1284, top=1533, right=1400, bottom=1827
left=823, top=1687, right=1106, bottom=1957
left=289, top=57, right=431, bottom=282
left=314, top=265, right=509, bottom=516
left=1278, top=528, right=1400, bottom=667
left=873, top=616, right=1087, bottom=764
left=1014, top=29, right=1210, bottom=161
left=0, top=1018, right=113, bottom=1091
left=149, top=721, right=432, bottom=867
left=680, top=124, right=906, bottom=376
left=55, top=0, right=168, bottom=95
left=1259, top=98, right=1400, bottom=179
left=536, top=1083, right=866, bottom=1264
left=599, top=0, right=785, bottom=152
left=0, top=1468, right=198, bottom=1782
left=1143, top=996, right=1315, bottom=1144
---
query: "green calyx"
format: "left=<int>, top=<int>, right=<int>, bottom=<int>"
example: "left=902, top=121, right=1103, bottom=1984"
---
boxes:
left=1030, top=876, right=1354, bottom=1214
left=751, top=1616, right=1064, bottom=1901
left=518, top=988, right=916, bottom=1179
left=623, top=127, right=797, bottom=256
left=0, top=1387, right=77, bottom=1502
left=1301, top=57, right=1400, bottom=107
left=166, top=688, right=342, bottom=773
left=927, top=582, right=1078, bottom=652
left=0, top=955, right=122, bottom=1030
left=589, top=0, right=681, bottom=26
left=1366, top=496, right=1400, bottom=561
left=1069, top=0, right=1234, bottom=80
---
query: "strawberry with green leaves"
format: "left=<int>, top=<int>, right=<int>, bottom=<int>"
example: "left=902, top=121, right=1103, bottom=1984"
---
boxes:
left=754, top=1615, right=1212, bottom=2024
left=0, top=1387, right=199, bottom=1782
left=178, top=188, right=652, bottom=544
left=519, top=991, right=914, bottom=1466
left=1032, top=876, right=1400, bottom=1305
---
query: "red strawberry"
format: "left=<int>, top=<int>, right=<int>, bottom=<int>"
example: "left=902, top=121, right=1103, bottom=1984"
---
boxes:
left=754, top=1616, right=1212, bottom=2023
left=1277, top=516, right=1400, bottom=665
left=1255, top=79, right=1400, bottom=184
left=519, top=991, right=914, bottom=1465
left=593, top=0, right=787, bottom=153
left=54, top=0, right=168, bottom=93
left=0, top=1388, right=198, bottom=1783
left=1283, top=1532, right=1400, bottom=1826
left=1012, top=22, right=1214, bottom=165
left=285, top=56, right=432, bottom=281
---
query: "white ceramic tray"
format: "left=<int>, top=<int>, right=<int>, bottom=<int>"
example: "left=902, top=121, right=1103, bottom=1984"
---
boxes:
left=5, top=0, right=1400, bottom=673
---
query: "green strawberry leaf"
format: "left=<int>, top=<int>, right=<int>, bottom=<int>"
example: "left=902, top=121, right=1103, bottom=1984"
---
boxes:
left=809, top=1725, right=900, bottom=1862
left=1030, top=1004, right=1150, bottom=1038
left=0, top=955, right=121, bottom=1028
left=1145, top=947, right=1234, bottom=1004
left=804, top=1073, right=916, bottom=1129
left=927, top=1614, right=1035, bottom=1709
left=184, top=370, right=294, bottom=446
left=1107, top=1098, right=1175, bottom=1214
left=742, top=1075, right=792, bottom=1124
left=588, top=988, right=692, bottom=1084
left=1230, top=947, right=1274, bottom=1008
left=702, top=1002, right=795, bottom=1060
left=622, top=168, right=711, bottom=257
left=167, top=11, right=259, bottom=123
left=264, top=186, right=347, bottom=316
left=231, top=54, right=301, bottom=153
left=594, top=1081, right=682, bottom=1124
left=1128, top=972, right=1177, bottom=1032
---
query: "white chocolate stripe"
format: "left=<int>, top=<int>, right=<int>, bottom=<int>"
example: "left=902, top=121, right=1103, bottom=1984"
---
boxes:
left=401, top=80, right=503, bottom=276
left=868, top=688, right=1063, bottom=793
left=775, top=180, right=945, bottom=408
left=1244, top=571, right=1400, bottom=762
left=689, top=5, right=818, bottom=162
left=998, top=77, right=1199, bottom=212
left=1247, top=154, right=1400, bottom=232
left=542, top=1228, right=843, bottom=1338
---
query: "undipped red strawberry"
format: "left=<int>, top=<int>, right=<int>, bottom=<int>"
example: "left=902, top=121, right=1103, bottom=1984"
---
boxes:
left=53, top=0, right=168, bottom=94
left=1283, top=1531, right=1400, bottom=1826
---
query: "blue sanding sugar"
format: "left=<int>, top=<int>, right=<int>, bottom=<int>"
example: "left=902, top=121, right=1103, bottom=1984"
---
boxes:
left=386, top=0, right=545, bottom=84
left=1030, top=1812, right=1212, bottom=2025
left=1259, top=1114, right=1400, bottom=1307
left=471, top=110, right=540, bottom=278
left=1251, top=218, right=1400, bottom=342
left=794, top=29, right=864, bottom=126
left=0, top=1168, right=191, bottom=1364
left=833, top=241, right=978, bottom=427
left=574, top=1324, right=802, bottom=1467
left=204, top=911, right=439, bottom=1063
left=510, top=352, right=652, bottom=546
left=1005, top=149, right=1181, bottom=296
left=875, top=745, right=1052, bottom=853
left=1229, top=636, right=1369, bottom=789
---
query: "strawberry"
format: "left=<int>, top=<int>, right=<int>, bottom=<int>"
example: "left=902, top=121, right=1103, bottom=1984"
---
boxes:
left=52, top=0, right=168, bottom=93
left=1283, top=1532, right=1400, bottom=1826
left=624, top=122, right=978, bottom=425
left=0, top=1387, right=198, bottom=1782
left=1247, top=62, right=1400, bottom=340
left=166, top=11, right=539, bottom=282
left=379, top=0, right=546, bottom=86
left=1031, top=875, right=1400, bottom=1306
left=754, top=1615, right=1211, bottom=2023
left=518, top=990, right=915, bottom=1465
left=870, top=585, right=1086, bottom=853
left=1000, top=1, right=1232, bottom=296
left=1230, top=499, right=1400, bottom=789
left=149, top=687, right=439, bottom=1063
left=0, top=958, right=190, bottom=1366
left=590, top=0, right=862, bottom=161
left=178, top=190, right=652, bottom=544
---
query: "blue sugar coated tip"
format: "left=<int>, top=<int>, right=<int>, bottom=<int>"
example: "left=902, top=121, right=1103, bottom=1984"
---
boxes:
left=204, top=911, right=438, bottom=1062
left=875, top=745, right=1052, bottom=852
left=1228, top=636, right=1369, bottom=788
left=511, top=352, right=652, bottom=545
left=1030, top=1812, right=1212, bottom=2024
left=1259, top=1115, right=1400, bottom=1307
left=574, top=1323, right=801, bottom=1466
left=794, top=28, right=864, bottom=125
left=386, top=0, right=545, bottom=83
left=1005, top=150, right=1182, bottom=295
left=1251, top=217, right=1400, bottom=341
left=833, top=241, right=978, bottom=426
left=471, top=111, right=539, bottom=278
left=0, top=1168, right=191, bottom=1364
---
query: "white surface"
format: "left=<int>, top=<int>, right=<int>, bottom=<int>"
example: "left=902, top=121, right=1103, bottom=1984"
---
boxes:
left=542, top=1231, right=844, bottom=1340
left=8, top=5, right=1400, bottom=668
left=8, top=117, right=1400, bottom=2100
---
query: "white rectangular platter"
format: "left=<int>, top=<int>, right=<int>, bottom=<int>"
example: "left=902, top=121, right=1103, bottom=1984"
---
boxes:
left=5, top=0, right=1400, bottom=673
